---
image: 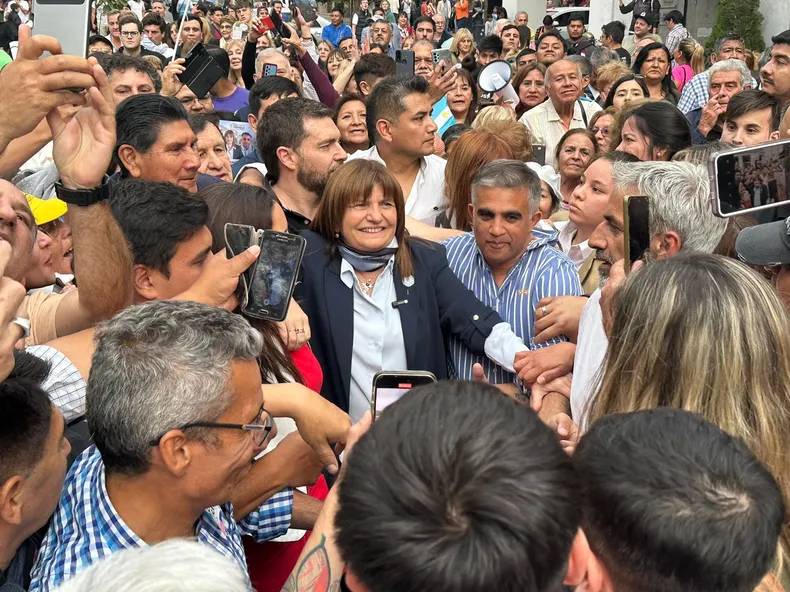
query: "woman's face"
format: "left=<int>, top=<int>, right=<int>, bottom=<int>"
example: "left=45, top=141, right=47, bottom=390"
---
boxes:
left=327, top=54, right=342, bottom=78
left=170, top=26, right=179, bottom=42
left=519, top=68, right=547, bottom=110
left=591, top=113, right=614, bottom=153
left=381, top=0, right=389, bottom=11
left=617, top=117, right=654, bottom=160
left=399, top=13, right=407, bottom=25
left=25, top=231, right=55, bottom=289
left=197, top=125, right=232, bottom=182
left=640, top=48, right=669, bottom=82
left=448, top=76, right=473, bottom=117
left=225, top=132, right=234, bottom=149
left=558, top=134, right=595, bottom=180
left=228, top=44, right=243, bottom=71
left=318, top=42, right=330, bottom=62
left=257, top=33, right=271, bottom=50
left=611, top=80, right=645, bottom=109
left=220, top=23, right=232, bottom=40
left=341, top=184, right=398, bottom=253
left=402, top=36, right=415, bottom=50
left=569, top=158, right=613, bottom=231
left=337, top=100, right=368, bottom=147
left=538, top=180, right=555, bottom=219
left=459, top=37, right=472, bottom=52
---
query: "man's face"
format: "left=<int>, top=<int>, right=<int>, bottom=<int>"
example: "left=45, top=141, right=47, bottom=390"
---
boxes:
left=567, top=20, right=584, bottom=41
left=331, top=10, right=343, bottom=25
left=120, top=23, right=142, bottom=51
left=108, top=13, right=120, bottom=37
left=210, top=9, right=223, bottom=25
left=371, top=22, right=391, bottom=45
left=89, top=40, right=113, bottom=54
left=196, top=126, right=232, bottom=182
left=715, top=39, right=746, bottom=63
left=25, top=229, right=54, bottom=291
left=415, top=20, right=434, bottom=40
left=249, top=91, right=298, bottom=128
left=0, top=180, right=36, bottom=282
left=633, top=17, right=649, bottom=37
left=761, top=44, right=790, bottom=102
left=433, top=15, right=445, bottom=34
left=537, top=35, right=565, bottom=66
left=588, top=184, right=632, bottom=285
left=293, top=117, right=347, bottom=195
left=110, top=69, right=156, bottom=105
left=547, top=60, right=581, bottom=106
left=501, top=28, right=520, bottom=52
left=721, top=108, right=780, bottom=146
left=236, top=5, right=252, bottom=22
left=182, top=20, right=202, bottom=43
left=387, top=93, right=438, bottom=158
left=470, top=185, right=540, bottom=274
left=273, top=2, right=282, bottom=14
left=361, top=0, right=368, bottom=9
left=340, top=37, right=355, bottom=56
left=477, top=49, right=500, bottom=67
left=124, top=121, right=201, bottom=192
left=709, top=70, right=743, bottom=108
left=414, top=43, right=433, bottom=77
left=144, top=23, right=164, bottom=45
left=151, top=1, right=165, bottom=15
left=241, top=134, right=252, bottom=148
left=516, top=52, right=537, bottom=69
left=176, top=85, right=215, bottom=114
left=141, top=226, right=213, bottom=300
left=515, top=13, right=528, bottom=26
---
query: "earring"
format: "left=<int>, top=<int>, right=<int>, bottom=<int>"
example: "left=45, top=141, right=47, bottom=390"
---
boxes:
left=334, top=232, right=340, bottom=238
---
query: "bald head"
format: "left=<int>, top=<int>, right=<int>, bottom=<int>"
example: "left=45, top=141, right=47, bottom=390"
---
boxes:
left=0, top=179, right=37, bottom=282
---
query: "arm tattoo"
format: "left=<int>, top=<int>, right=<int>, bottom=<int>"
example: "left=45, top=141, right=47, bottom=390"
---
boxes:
left=281, top=535, right=338, bottom=592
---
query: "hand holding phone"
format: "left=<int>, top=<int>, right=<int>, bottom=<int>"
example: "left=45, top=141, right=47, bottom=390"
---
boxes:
left=431, top=48, right=453, bottom=72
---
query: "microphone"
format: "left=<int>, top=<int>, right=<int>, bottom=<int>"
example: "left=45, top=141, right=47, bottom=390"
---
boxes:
left=391, top=299, right=409, bottom=309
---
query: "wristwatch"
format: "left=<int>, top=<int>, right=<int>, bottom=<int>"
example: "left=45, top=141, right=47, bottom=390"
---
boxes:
left=54, top=176, right=111, bottom=207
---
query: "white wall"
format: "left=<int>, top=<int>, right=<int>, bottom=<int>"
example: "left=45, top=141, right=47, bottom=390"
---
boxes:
left=502, top=0, right=546, bottom=29
left=588, top=0, right=629, bottom=39
left=760, top=0, right=790, bottom=48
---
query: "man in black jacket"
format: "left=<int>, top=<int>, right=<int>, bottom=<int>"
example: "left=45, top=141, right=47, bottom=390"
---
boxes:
left=565, top=13, right=594, bottom=57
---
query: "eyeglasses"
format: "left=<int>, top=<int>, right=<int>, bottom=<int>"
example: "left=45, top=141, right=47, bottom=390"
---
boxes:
left=149, top=405, right=274, bottom=447
left=591, top=126, right=610, bottom=136
left=121, top=30, right=140, bottom=37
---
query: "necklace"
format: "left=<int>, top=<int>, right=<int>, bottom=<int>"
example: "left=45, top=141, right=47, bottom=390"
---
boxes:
left=356, top=268, right=384, bottom=296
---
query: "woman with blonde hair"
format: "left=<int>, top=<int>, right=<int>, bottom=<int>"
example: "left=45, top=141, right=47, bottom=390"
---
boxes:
left=588, top=253, right=790, bottom=578
left=474, top=118, right=532, bottom=162
left=450, top=27, right=475, bottom=62
left=471, top=104, right=516, bottom=129
left=225, top=39, right=245, bottom=88
left=594, top=60, right=630, bottom=105
left=672, top=37, right=705, bottom=92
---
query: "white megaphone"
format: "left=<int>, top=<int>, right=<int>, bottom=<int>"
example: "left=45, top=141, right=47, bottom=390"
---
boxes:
left=478, top=60, right=520, bottom=107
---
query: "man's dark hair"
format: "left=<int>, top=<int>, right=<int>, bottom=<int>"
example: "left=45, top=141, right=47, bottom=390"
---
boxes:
left=542, top=14, right=553, bottom=26
left=477, top=34, right=503, bottom=55
left=206, top=46, right=230, bottom=77
left=241, top=132, right=252, bottom=138
left=95, top=52, right=162, bottom=92
left=501, top=23, right=520, bottom=38
left=119, top=12, right=142, bottom=32
left=366, top=75, right=429, bottom=144
left=0, top=351, right=53, bottom=485
left=195, top=0, right=212, bottom=14
left=724, top=89, right=782, bottom=132
left=601, top=20, right=626, bottom=44
left=248, top=75, right=301, bottom=118
left=189, top=112, right=221, bottom=135
left=372, top=6, right=384, bottom=15
left=664, top=9, right=684, bottom=25
left=517, top=47, right=536, bottom=59
left=183, top=13, right=203, bottom=30
left=209, top=5, right=223, bottom=15
left=568, top=12, right=585, bottom=26
left=336, top=381, right=581, bottom=592
left=413, top=15, right=435, bottom=32
left=331, top=4, right=344, bottom=15
left=258, top=98, right=333, bottom=181
left=110, top=180, right=209, bottom=277
left=771, top=29, right=790, bottom=47
left=575, top=408, right=785, bottom=592
left=88, top=34, right=113, bottom=50
left=115, top=94, right=189, bottom=175
left=234, top=0, right=252, bottom=9
left=352, top=53, right=396, bottom=88
left=141, top=12, right=166, bottom=32
left=537, top=30, right=566, bottom=50
left=713, top=32, right=744, bottom=55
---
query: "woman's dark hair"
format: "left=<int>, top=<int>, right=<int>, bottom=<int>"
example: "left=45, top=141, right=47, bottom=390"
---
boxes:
left=199, top=183, right=303, bottom=385
left=622, top=101, right=692, bottom=160
left=632, top=43, right=680, bottom=104
left=602, top=73, right=649, bottom=108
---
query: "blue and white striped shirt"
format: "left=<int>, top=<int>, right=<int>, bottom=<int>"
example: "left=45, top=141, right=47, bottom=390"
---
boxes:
left=29, top=446, right=293, bottom=591
left=443, top=229, right=582, bottom=384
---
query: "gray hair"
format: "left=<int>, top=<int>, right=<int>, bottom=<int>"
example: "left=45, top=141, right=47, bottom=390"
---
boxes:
left=55, top=539, right=249, bottom=592
left=87, top=300, right=263, bottom=475
left=611, top=161, right=728, bottom=253
left=471, top=159, right=542, bottom=214
left=672, top=141, right=737, bottom=165
left=566, top=54, right=592, bottom=78
left=515, top=10, right=528, bottom=19
left=713, top=34, right=744, bottom=57
left=589, top=46, right=618, bottom=71
left=707, top=59, right=752, bottom=91
left=255, top=48, right=289, bottom=77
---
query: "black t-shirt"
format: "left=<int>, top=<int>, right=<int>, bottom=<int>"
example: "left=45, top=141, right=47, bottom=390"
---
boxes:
left=283, top=205, right=312, bottom=234
left=614, top=46, right=632, bottom=66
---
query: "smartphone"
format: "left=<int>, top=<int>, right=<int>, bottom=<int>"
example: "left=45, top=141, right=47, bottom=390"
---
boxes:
left=431, top=48, right=453, bottom=71
left=710, top=138, right=790, bottom=220
left=242, top=230, right=306, bottom=322
left=178, top=43, right=225, bottom=99
left=532, top=144, right=546, bottom=167
left=371, top=371, right=437, bottom=420
left=224, top=223, right=263, bottom=308
left=623, top=195, right=650, bottom=274
left=395, top=50, right=415, bottom=77
left=269, top=8, right=293, bottom=39
left=263, top=63, right=278, bottom=77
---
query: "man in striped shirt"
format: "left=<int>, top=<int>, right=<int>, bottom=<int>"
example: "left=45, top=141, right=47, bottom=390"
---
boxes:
left=443, top=160, right=582, bottom=391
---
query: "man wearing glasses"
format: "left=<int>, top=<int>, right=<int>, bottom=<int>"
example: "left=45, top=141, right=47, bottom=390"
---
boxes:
left=30, top=301, right=317, bottom=591
left=118, top=14, right=165, bottom=67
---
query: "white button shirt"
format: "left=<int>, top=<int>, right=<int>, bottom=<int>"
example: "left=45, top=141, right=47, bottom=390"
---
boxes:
left=555, top=220, right=594, bottom=270
left=520, top=99, right=602, bottom=170
left=570, top=289, right=607, bottom=429
left=347, top=146, right=446, bottom=225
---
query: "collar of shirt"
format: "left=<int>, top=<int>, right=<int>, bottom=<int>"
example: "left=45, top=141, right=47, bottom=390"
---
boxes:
left=545, top=99, right=585, bottom=124
left=555, top=220, right=593, bottom=268
left=471, top=226, right=559, bottom=283
left=339, top=255, right=395, bottom=290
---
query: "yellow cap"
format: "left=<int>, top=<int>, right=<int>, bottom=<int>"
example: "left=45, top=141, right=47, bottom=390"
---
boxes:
left=24, top=194, right=68, bottom=226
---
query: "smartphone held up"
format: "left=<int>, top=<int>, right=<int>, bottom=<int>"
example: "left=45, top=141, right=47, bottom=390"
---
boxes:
left=371, top=371, right=437, bottom=420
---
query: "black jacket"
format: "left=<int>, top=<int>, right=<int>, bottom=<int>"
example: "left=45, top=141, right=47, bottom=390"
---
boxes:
left=294, top=230, right=504, bottom=411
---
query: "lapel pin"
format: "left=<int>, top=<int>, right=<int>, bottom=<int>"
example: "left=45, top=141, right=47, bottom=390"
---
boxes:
left=402, top=275, right=415, bottom=287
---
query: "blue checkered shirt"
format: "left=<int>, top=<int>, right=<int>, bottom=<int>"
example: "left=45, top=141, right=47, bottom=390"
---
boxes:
left=678, top=70, right=759, bottom=114
left=29, top=446, right=293, bottom=591
left=442, top=228, right=582, bottom=385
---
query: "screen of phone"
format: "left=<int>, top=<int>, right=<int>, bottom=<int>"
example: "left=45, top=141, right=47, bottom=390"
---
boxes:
left=243, top=231, right=306, bottom=321
left=374, top=386, right=411, bottom=418
left=624, top=196, right=650, bottom=273
left=713, top=139, right=790, bottom=221
left=372, top=372, right=437, bottom=419
left=224, top=223, right=254, bottom=258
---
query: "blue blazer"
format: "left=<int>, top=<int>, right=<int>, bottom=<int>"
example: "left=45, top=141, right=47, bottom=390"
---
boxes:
left=295, top=230, right=504, bottom=412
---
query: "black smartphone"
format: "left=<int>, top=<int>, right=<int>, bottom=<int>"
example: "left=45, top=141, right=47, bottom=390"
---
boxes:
left=224, top=223, right=262, bottom=308
left=242, top=230, right=306, bottom=322
left=263, top=63, right=278, bottom=77
left=269, top=8, right=293, bottom=39
left=371, top=371, right=437, bottom=420
left=710, top=138, right=790, bottom=221
left=532, top=144, right=546, bottom=166
left=623, top=195, right=650, bottom=274
left=178, top=43, right=225, bottom=99
left=395, top=50, right=415, bottom=77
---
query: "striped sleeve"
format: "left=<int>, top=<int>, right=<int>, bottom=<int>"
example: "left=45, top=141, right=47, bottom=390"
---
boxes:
left=530, top=258, right=583, bottom=349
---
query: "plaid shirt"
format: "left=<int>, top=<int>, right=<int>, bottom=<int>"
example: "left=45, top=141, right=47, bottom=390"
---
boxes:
left=29, top=446, right=293, bottom=591
left=678, top=70, right=759, bottom=114
left=664, top=24, right=689, bottom=66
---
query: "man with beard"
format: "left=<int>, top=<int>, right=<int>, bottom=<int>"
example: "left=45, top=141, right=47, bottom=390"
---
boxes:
left=256, top=98, right=347, bottom=232
left=760, top=30, right=790, bottom=111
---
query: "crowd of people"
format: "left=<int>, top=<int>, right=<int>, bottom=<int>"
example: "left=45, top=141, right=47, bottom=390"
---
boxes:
left=1, top=0, right=790, bottom=590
